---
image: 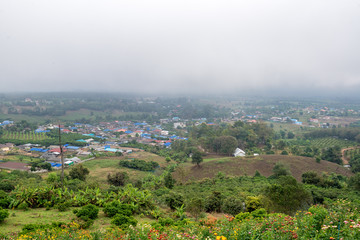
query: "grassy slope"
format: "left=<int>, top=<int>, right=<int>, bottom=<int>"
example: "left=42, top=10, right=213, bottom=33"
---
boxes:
left=81, top=151, right=167, bottom=186
left=174, top=155, right=353, bottom=182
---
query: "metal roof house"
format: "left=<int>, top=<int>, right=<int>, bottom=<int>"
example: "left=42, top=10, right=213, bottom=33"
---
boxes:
left=234, top=148, right=246, bottom=157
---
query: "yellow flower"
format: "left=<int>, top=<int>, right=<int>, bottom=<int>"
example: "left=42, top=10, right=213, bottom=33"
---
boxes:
left=216, top=236, right=227, bottom=240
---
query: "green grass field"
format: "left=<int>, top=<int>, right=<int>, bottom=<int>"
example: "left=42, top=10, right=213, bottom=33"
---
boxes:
left=0, top=206, right=156, bottom=235
left=80, top=152, right=168, bottom=185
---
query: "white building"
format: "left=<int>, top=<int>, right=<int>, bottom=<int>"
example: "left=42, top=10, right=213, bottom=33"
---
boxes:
left=234, top=148, right=245, bottom=157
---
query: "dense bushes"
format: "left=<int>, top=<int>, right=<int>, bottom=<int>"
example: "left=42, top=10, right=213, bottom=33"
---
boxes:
left=119, top=159, right=159, bottom=171
left=74, top=204, right=99, bottom=222
left=111, top=214, right=138, bottom=228
left=0, top=190, right=11, bottom=209
left=0, top=208, right=9, bottom=223
left=107, top=172, right=129, bottom=186
left=104, top=201, right=137, bottom=227
left=69, top=164, right=90, bottom=181
left=104, top=201, right=133, bottom=218
left=222, top=196, right=244, bottom=216
left=264, top=176, right=312, bottom=215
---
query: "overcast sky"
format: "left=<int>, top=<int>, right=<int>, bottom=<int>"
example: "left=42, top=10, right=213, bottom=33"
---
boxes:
left=1, top=0, right=360, bottom=96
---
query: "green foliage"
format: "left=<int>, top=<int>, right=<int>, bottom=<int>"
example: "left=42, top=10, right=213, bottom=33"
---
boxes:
left=251, top=208, right=267, bottom=219
left=186, top=197, right=204, bottom=218
left=191, top=151, right=203, bottom=166
left=0, top=180, right=15, bottom=192
left=264, top=176, right=312, bottom=215
left=281, top=150, right=288, bottom=155
left=57, top=202, right=71, bottom=212
left=18, top=202, right=29, bottom=211
left=0, top=190, right=11, bottom=209
left=164, top=172, right=175, bottom=189
left=205, top=191, right=222, bottom=212
left=20, top=222, right=65, bottom=234
left=165, top=192, right=184, bottom=210
left=119, top=159, right=159, bottom=171
left=0, top=208, right=9, bottom=222
left=305, top=128, right=360, bottom=143
left=158, top=217, right=175, bottom=226
left=322, top=146, right=342, bottom=164
left=74, top=204, right=99, bottom=220
left=69, top=164, right=90, bottom=181
left=308, top=205, right=328, bottom=231
left=47, top=172, right=60, bottom=184
left=245, top=196, right=262, bottom=212
left=111, top=214, right=138, bottom=228
left=107, top=172, right=129, bottom=186
left=103, top=201, right=133, bottom=218
left=222, top=196, right=244, bottom=216
left=349, top=173, right=360, bottom=191
left=235, top=211, right=251, bottom=221
left=272, top=162, right=291, bottom=178
left=212, top=136, right=238, bottom=155
left=302, top=171, right=321, bottom=185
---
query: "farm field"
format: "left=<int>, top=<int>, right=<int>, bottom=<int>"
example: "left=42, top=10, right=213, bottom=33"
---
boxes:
left=0, top=131, right=51, bottom=141
left=174, top=154, right=353, bottom=182
left=310, top=137, right=357, bottom=149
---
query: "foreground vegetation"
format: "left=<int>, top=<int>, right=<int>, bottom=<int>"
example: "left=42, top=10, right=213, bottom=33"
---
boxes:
left=1, top=200, right=360, bottom=239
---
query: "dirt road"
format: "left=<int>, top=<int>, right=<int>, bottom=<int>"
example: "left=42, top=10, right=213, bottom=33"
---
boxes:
left=341, top=146, right=360, bottom=165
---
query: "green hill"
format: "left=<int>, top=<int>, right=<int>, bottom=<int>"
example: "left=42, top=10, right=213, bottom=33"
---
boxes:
left=174, top=155, right=353, bottom=182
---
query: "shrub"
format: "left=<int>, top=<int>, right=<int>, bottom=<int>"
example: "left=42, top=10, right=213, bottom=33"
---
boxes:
left=18, top=202, right=29, bottom=211
left=205, top=191, right=222, bottom=212
left=158, top=217, right=175, bottom=226
left=107, top=172, right=129, bottom=186
left=0, top=180, right=15, bottom=192
left=111, top=214, right=137, bottom=228
left=251, top=208, right=267, bottom=219
left=119, top=159, right=159, bottom=171
left=165, top=192, right=184, bottom=210
left=69, top=164, right=90, bottom=181
left=0, top=190, right=10, bottom=209
left=281, top=150, right=289, bottom=155
left=302, top=171, right=321, bottom=185
left=57, top=202, right=71, bottom=212
left=264, top=176, right=312, bottom=215
left=308, top=205, right=328, bottom=231
left=272, top=162, right=291, bottom=177
left=21, top=222, right=65, bottom=234
left=222, top=196, right=244, bottom=216
left=186, top=197, right=204, bottom=218
left=103, top=201, right=133, bottom=218
left=235, top=212, right=250, bottom=221
left=74, top=204, right=99, bottom=220
left=245, top=196, right=261, bottom=212
left=164, top=172, right=175, bottom=189
left=0, top=208, right=9, bottom=223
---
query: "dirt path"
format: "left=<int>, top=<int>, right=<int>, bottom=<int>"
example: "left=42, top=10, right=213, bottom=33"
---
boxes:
left=341, top=146, right=360, bottom=165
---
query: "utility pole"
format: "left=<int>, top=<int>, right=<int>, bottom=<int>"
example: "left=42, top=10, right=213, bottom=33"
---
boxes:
left=58, top=123, right=64, bottom=188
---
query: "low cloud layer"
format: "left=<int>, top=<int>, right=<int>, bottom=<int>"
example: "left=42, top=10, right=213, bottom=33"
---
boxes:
left=1, top=0, right=360, bottom=96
